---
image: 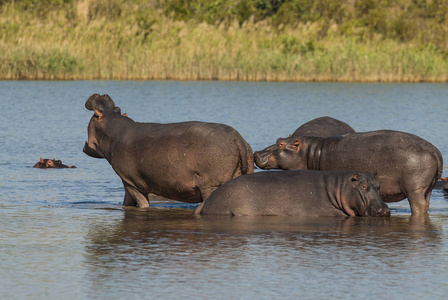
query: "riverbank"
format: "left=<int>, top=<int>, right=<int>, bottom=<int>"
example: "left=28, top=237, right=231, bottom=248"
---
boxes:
left=1, top=1, right=447, bottom=82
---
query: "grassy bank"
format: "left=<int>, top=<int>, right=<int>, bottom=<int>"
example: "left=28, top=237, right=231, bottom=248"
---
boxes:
left=1, top=0, right=447, bottom=81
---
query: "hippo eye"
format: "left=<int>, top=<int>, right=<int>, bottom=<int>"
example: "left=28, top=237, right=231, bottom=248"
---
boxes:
left=278, top=142, right=286, bottom=149
left=361, top=184, right=368, bottom=190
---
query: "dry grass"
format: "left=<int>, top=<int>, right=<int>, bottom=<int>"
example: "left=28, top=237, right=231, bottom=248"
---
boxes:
left=0, top=1, right=447, bottom=82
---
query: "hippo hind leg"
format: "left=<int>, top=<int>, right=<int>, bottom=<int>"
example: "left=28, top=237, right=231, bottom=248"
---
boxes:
left=407, top=188, right=430, bottom=215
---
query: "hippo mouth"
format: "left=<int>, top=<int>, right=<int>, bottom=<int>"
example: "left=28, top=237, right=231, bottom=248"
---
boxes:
left=254, top=152, right=274, bottom=169
left=83, top=141, right=104, bottom=159
left=360, top=201, right=391, bottom=217
left=371, top=205, right=390, bottom=217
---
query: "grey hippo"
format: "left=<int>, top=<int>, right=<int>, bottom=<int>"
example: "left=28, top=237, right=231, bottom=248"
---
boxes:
left=256, top=116, right=355, bottom=159
left=83, top=94, right=254, bottom=208
left=197, top=170, right=390, bottom=217
left=33, top=158, right=76, bottom=168
left=254, top=130, right=443, bottom=215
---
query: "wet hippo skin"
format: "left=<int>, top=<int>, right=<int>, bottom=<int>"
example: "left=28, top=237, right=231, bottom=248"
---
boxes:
left=291, top=116, right=355, bottom=137
left=83, top=94, right=254, bottom=208
left=198, top=170, right=390, bottom=217
left=255, top=116, right=355, bottom=162
left=254, top=130, right=443, bottom=215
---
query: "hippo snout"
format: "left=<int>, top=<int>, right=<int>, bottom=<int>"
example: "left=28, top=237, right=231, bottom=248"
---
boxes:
left=254, top=151, right=264, bottom=166
left=82, top=141, right=91, bottom=155
left=376, top=205, right=391, bottom=217
left=254, top=151, right=272, bottom=169
left=83, top=141, right=104, bottom=158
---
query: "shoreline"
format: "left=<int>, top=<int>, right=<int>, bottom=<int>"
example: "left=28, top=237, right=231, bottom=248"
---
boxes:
left=1, top=76, right=447, bottom=83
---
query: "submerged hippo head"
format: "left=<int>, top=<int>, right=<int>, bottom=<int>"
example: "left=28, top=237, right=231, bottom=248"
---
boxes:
left=83, top=94, right=125, bottom=159
left=254, top=136, right=307, bottom=170
left=341, top=172, right=390, bottom=217
left=33, top=158, right=76, bottom=168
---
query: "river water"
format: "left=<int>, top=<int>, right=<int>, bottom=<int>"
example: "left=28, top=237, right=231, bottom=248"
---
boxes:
left=1, top=81, right=448, bottom=299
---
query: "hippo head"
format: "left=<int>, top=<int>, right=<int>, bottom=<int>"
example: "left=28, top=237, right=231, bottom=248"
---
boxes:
left=33, top=158, right=76, bottom=168
left=340, top=172, right=390, bottom=217
left=37, top=158, right=59, bottom=168
left=254, top=136, right=307, bottom=170
left=83, top=94, right=123, bottom=159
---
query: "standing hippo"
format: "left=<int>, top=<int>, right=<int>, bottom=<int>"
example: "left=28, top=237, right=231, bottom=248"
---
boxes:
left=83, top=94, right=254, bottom=208
left=256, top=116, right=354, bottom=160
left=198, top=170, right=390, bottom=217
left=33, top=158, right=76, bottom=168
left=254, top=130, right=443, bottom=215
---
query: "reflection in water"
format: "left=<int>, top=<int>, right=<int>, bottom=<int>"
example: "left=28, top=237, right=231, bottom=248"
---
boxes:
left=84, top=208, right=445, bottom=298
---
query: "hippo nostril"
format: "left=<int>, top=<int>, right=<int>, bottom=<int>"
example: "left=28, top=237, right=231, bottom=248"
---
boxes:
left=378, top=207, right=391, bottom=217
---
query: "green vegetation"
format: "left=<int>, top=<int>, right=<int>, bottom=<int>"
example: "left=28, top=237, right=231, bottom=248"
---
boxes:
left=0, top=0, right=447, bottom=81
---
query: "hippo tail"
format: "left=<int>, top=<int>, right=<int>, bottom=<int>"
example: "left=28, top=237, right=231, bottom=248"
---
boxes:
left=236, top=138, right=254, bottom=176
left=428, top=146, right=443, bottom=193
left=435, top=147, right=443, bottom=181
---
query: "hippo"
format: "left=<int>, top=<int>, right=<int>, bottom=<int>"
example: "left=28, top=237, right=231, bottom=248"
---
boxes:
left=435, top=177, right=448, bottom=190
left=197, top=170, right=390, bottom=217
left=33, top=158, right=76, bottom=168
left=83, top=94, right=254, bottom=208
left=256, top=116, right=355, bottom=160
left=254, top=130, right=443, bottom=215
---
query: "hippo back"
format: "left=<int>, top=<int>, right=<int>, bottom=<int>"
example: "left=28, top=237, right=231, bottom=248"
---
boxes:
left=199, top=170, right=389, bottom=217
left=292, top=116, right=354, bottom=138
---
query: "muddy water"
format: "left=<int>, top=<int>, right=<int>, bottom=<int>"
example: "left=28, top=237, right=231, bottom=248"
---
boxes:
left=1, top=81, right=448, bottom=299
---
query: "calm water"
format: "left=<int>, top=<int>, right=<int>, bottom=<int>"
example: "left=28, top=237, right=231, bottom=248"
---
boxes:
left=1, top=81, right=448, bottom=299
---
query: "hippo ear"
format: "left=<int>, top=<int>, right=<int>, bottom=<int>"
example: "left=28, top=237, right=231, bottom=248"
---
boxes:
left=122, top=113, right=128, bottom=117
left=113, top=106, right=122, bottom=115
left=40, top=158, right=44, bottom=163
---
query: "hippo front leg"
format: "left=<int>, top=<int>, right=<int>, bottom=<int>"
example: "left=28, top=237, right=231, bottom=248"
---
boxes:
left=123, top=185, right=149, bottom=208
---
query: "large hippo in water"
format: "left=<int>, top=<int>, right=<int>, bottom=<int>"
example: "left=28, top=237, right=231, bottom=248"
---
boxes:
left=197, top=170, right=390, bottom=217
left=83, top=94, right=254, bottom=208
left=256, top=116, right=354, bottom=159
left=254, top=130, right=443, bottom=215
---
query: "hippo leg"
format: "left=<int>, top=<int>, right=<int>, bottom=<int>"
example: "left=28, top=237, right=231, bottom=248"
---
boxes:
left=407, top=188, right=430, bottom=215
left=193, top=202, right=205, bottom=215
left=123, top=190, right=137, bottom=206
left=192, top=186, right=215, bottom=215
left=123, top=185, right=150, bottom=208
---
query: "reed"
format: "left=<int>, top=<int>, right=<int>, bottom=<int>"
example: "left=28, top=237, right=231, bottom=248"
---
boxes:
left=0, top=0, right=447, bottom=82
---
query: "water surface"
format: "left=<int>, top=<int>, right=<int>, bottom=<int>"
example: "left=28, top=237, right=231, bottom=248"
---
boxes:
left=1, top=81, right=448, bottom=299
